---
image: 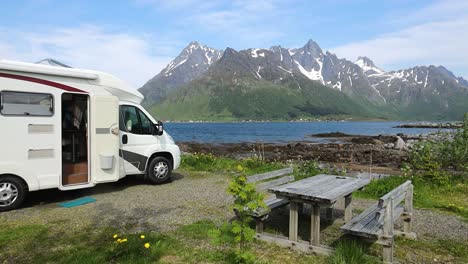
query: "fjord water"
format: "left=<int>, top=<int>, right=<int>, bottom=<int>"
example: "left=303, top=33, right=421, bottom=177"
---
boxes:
left=165, top=121, right=442, bottom=143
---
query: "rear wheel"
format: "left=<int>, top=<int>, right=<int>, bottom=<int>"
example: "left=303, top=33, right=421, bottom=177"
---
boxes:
left=147, top=157, right=172, bottom=184
left=0, top=176, right=27, bottom=212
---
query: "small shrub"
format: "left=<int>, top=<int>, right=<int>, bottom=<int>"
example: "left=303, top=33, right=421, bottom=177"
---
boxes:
left=294, top=158, right=325, bottom=180
left=209, top=166, right=266, bottom=264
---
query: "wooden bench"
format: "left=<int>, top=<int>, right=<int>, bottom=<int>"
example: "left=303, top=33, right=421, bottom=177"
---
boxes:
left=245, top=167, right=294, bottom=233
left=340, top=180, right=416, bottom=263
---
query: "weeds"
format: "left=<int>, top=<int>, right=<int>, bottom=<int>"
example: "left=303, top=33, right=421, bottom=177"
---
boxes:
left=181, top=152, right=284, bottom=175
left=327, top=240, right=379, bottom=264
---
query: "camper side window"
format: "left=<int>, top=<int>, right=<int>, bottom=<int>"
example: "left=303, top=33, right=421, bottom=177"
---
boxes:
left=120, top=105, right=154, bottom=135
left=0, top=91, right=53, bottom=116
left=120, top=106, right=142, bottom=134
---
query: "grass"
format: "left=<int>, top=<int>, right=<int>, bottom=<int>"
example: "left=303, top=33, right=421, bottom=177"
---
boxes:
left=395, top=237, right=468, bottom=263
left=1, top=155, right=466, bottom=263
left=0, top=223, right=176, bottom=264
left=327, top=240, right=379, bottom=264
left=181, top=153, right=285, bottom=176
left=0, top=220, right=326, bottom=264
left=355, top=174, right=468, bottom=220
left=3, top=219, right=466, bottom=263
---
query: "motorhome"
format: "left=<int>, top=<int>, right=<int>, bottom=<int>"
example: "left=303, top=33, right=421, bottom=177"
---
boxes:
left=0, top=60, right=181, bottom=211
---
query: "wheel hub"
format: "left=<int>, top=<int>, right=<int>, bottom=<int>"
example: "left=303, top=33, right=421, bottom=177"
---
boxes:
left=153, top=162, right=169, bottom=179
left=0, top=183, right=18, bottom=207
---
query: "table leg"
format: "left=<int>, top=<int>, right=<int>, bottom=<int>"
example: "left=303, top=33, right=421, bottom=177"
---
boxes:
left=344, top=194, right=353, bottom=223
left=311, top=204, right=320, bottom=246
left=326, top=207, right=334, bottom=219
left=289, top=202, right=299, bottom=241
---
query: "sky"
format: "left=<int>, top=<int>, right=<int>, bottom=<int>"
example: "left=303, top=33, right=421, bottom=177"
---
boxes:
left=0, top=0, right=467, bottom=87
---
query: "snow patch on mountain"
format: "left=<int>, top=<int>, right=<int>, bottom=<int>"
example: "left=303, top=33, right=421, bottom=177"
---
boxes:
left=294, top=59, right=324, bottom=84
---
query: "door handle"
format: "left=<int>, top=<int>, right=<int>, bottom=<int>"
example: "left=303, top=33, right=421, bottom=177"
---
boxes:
left=122, top=134, right=128, bottom=144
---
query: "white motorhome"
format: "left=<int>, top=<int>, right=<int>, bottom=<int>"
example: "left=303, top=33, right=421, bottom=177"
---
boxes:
left=0, top=60, right=181, bottom=211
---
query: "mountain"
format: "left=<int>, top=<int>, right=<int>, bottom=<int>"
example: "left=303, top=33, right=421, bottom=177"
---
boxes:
left=354, top=57, right=468, bottom=119
left=139, top=40, right=468, bottom=120
left=139, top=41, right=222, bottom=103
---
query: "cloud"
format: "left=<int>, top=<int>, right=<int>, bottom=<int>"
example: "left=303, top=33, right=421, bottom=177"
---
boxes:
left=0, top=26, right=174, bottom=87
left=137, top=0, right=294, bottom=48
left=331, top=1, right=468, bottom=78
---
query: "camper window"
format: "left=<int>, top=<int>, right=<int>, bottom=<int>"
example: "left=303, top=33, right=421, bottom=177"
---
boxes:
left=138, top=110, right=153, bottom=135
left=0, top=91, right=53, bottom=116
left=120, top=105, right=153, bottom=135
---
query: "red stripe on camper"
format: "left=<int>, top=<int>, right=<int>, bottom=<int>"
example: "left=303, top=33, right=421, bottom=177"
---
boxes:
left=0, top=72, right=87, bottom=93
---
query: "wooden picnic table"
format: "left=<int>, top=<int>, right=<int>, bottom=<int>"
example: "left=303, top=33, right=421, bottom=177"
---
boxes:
left=268, top=174, right=370, bottom=250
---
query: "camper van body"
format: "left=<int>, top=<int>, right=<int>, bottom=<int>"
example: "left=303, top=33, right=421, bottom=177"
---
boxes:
left=0, top=60, right=180, bottom=211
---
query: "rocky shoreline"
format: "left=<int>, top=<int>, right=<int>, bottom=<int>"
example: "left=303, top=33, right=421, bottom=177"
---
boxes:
left=395, top=121, right=462, bottom=129
left=179, top=131, right=454, bottom=169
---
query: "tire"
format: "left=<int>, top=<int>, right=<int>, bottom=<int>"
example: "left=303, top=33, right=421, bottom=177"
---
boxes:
left=0, top=176, right=27, bottom=212
left=147, top=157, right=172, bottom=184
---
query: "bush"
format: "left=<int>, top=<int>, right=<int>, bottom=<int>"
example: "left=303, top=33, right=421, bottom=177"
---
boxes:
left=409, top=113, right=468, bottom=173
left=209, top=166, right=267, bottom=264
left=405, top=113, right=467, bottom=187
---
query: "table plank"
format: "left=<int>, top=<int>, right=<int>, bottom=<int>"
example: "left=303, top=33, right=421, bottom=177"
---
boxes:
left=269, top=175, right=370, bottom=204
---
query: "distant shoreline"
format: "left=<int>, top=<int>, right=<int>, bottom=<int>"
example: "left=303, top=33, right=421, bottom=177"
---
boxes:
left=394, top=121, right=462, bottom=129
left=164, top=119, right=460, bottom=124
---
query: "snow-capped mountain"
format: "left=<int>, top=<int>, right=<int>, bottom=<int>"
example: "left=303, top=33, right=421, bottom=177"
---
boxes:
left=354, top=57, right=468, bottom=107
left=139, top=41, right=223, bottom=102
left=139, top=39, right=468, bottom=119
left=204, top=40, right=386, bottom=104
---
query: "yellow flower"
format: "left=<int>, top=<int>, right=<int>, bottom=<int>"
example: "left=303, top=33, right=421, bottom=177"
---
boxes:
left=113, top=234, right=118, bottom=239
left=117, top=239, right=122, bottom=243
left=144, top=243, right=151, bottom=249
left=140, top=235, right=145, bottom=239
left=121, top=239, right=128, bottom=243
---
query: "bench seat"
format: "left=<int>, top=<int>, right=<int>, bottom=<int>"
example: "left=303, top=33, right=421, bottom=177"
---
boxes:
left=253, top=196, right=290, bottom=217
left=340, top=202, right=404, bottom=239
left=340, top=180, right=415, bottom=263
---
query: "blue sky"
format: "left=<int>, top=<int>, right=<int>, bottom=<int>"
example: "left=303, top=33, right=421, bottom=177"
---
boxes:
left=1, top=0, right=467, bottom=87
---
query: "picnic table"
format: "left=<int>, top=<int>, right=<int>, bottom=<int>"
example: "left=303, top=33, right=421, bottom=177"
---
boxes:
left=266, top=174, right=370, bottom=254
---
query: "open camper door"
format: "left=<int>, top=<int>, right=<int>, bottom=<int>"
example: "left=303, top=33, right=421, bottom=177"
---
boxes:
left=91, top=96, right=120, bottom=183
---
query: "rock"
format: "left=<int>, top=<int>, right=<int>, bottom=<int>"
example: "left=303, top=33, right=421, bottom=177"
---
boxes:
left=350, top=137, right=384, bottom=145
left=384, top=143, right=392, bottom=149
left=394, top=136, right=407, bottom=150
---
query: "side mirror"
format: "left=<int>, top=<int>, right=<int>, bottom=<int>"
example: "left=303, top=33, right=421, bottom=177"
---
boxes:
left=153, top=121, right=164, bottom=136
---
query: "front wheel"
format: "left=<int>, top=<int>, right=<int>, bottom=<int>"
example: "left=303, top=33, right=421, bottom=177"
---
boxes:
left=0, top=176, right=27, bottom=212
left=147, top=157, right=172, bottom=184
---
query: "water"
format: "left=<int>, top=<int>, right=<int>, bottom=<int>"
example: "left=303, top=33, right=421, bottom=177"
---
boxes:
left=164, top=121, right=443, bottom=143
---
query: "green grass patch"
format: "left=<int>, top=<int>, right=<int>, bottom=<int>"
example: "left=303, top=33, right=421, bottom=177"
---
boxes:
left=396, top=237, right=468, bottom=263
left=327, top=240, right=380, bottom=264
left=181, top=153, right=285, bottom=176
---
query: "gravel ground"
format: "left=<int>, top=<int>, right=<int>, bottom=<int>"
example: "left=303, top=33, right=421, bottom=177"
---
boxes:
left=1, top=170, right=466, bottom=243
left=0, top=171, right=232, bottom=233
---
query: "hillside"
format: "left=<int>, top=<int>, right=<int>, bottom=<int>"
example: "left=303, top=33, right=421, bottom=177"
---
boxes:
left=140, top=40, right=468, bottom=121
